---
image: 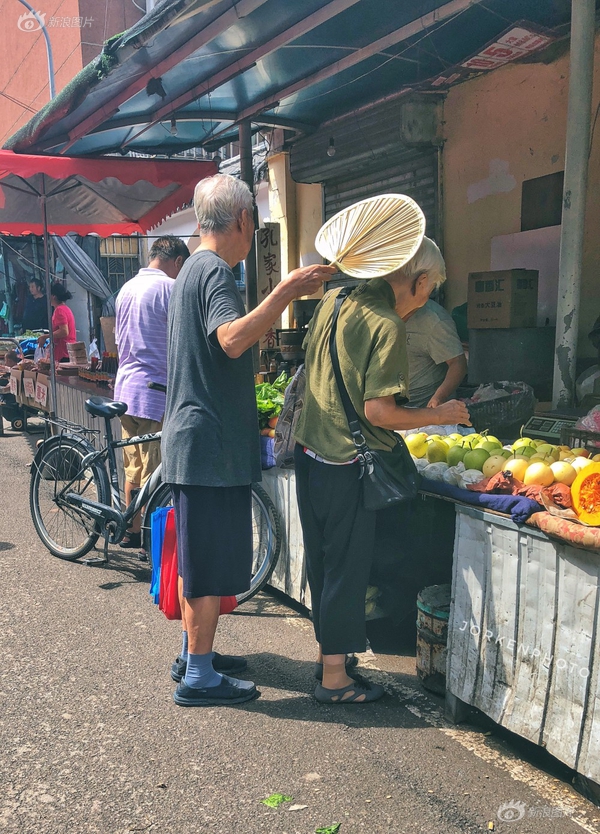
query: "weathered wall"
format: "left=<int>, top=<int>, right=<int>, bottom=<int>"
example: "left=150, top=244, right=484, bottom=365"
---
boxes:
left=0, top=0, right=142, bottom=146
left=295, top=181, right=323, bottom=270
left=443, top=35, right=600, bottom=358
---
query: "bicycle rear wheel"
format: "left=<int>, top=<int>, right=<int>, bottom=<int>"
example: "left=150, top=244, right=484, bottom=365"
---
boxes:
left=237, top=484, right=282, bottom=604
left=142, top=482, right=282, bottom=604
left=30, top=436, right=109, bottom=560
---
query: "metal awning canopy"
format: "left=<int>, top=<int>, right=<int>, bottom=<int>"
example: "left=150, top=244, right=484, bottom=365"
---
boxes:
left=5, top=0, right=573, bottom=157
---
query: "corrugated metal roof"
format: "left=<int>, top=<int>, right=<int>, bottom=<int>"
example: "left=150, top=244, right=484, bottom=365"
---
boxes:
left=5, top=0, right=575, bottom=157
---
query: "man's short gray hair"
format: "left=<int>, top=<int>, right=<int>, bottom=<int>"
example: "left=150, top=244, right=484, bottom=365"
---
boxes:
left=400, top=236, right=446, bottom=289
left=193, top=174, right=254, bottom=235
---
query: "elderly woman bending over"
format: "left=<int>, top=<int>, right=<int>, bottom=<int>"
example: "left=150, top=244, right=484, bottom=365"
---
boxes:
left=293, top=237, right=471, bottom=704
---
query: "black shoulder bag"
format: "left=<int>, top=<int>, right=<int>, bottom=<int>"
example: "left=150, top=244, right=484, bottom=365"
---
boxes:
left=329, top=288, right=420, bottom=512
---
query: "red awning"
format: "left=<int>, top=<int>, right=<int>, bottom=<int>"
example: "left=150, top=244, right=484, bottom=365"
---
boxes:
left=0, top=150, right=217, bottom=235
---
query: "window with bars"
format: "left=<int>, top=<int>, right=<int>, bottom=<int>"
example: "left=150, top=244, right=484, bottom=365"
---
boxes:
left=99, top=237, right=140, bottom=294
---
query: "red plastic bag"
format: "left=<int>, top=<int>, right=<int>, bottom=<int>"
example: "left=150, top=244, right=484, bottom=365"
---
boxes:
left=159, top=509, right=180, bottom=620
left=158, top=509, right=238, bottom=619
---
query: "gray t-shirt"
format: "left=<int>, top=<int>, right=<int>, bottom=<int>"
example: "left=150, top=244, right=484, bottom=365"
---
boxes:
left=161, top=250, right=261, bottom=487
left=405, top=299, right=464, bottom=407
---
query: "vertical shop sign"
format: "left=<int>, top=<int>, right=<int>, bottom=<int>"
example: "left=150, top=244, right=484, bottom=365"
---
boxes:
left=256, top=222, right=281, bottom=350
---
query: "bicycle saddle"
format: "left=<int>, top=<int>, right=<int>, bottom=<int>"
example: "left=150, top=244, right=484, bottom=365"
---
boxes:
left=85, top=397, right=128, bottom=419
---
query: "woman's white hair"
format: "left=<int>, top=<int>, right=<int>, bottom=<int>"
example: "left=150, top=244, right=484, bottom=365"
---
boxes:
left=400, top=236, right=446, bottom=289
left=193, top=174, right=254, bottom=235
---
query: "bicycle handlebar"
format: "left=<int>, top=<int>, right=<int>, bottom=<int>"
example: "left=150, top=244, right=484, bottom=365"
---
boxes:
left=147, top=382, right=167, bottom=393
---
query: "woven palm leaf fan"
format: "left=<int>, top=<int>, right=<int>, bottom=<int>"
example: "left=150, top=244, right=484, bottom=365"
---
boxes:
left=315, top=193, right=426, bottom=279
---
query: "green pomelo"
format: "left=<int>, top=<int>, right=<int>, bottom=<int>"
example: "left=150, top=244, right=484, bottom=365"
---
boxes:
left=460, top=435, right=481, bottom=450
left=477, top=440, right=503, bottom=454
left=447, top=445, right=467, bottom=467
left=463, top=448, right=490, bottom=472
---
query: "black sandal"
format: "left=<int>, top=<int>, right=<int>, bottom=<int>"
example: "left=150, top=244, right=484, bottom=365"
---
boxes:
left=315, top=674, right=385, bottom=704
left=120, top=531, right=142, bottom=549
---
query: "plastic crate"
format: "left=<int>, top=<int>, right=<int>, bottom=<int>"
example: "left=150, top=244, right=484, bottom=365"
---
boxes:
left=560, top=426, right=600, bottom=453
left=465, top=384, right=536, bottom=435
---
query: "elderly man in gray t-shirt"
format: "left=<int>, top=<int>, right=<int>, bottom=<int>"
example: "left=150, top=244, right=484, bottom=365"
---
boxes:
left=161, top=174, right=335, bottom=707
left=404, top=299, right=467, bottom=408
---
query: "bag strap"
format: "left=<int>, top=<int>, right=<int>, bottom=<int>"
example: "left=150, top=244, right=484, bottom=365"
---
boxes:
left=328, top=286, right=412, bottom=462
left=328, top=287, right=370, bottom=453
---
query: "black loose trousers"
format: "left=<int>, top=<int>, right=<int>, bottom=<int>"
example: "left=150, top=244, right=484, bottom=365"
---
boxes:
left=294, top=444, right=376, bottom=655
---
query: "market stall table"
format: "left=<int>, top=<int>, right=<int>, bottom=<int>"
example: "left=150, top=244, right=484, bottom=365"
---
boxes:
left=54, top=375, right=124, bottom=488
left=261, top=467, right=600, bottom=794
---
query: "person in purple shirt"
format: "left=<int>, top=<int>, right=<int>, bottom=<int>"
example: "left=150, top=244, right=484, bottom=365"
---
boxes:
left=114, top=236, right=190, bottom=549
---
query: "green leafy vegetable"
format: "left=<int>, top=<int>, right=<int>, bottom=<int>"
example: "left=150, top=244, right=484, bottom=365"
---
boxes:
left=315, top=825, right=341, bottom=834
left=261, top=793, right=293, bottom=808
left=255, top=373, right=289, bottom=427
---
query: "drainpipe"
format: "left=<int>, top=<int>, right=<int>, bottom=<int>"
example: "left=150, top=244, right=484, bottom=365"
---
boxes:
left=239, top=120, right=259, bottom=370
left=552, top=0, right=595, bottom=408
left=16, top=0, right=55, bottom=100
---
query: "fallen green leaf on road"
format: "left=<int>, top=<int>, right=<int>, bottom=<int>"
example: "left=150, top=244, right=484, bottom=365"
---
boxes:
left=315, top=824, right=341, bottom=834
left=261, top=793, right=293, bottom=808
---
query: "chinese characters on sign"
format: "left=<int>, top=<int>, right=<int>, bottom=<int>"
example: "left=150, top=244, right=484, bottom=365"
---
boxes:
left=256, top=223, right=281, bottom=350
left=23, top=376, right=35, bottom=399
left=35, top=379, right=48, bottom=408
left=429, top=25, right=554, bottom=88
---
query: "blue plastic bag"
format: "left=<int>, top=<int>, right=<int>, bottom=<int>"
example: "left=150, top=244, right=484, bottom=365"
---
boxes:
left=260, top=436, right=276, bottom=469
left=149, top=507, right=171, bottom=604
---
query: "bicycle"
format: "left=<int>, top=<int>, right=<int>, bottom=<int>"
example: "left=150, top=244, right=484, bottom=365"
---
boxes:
left=29, top=394, right=282, bottom=604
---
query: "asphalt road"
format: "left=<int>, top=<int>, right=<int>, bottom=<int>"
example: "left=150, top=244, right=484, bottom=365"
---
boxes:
left=1, top=424, right=600, bottom=834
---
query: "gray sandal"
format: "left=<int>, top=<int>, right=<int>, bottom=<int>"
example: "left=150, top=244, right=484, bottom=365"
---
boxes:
left=314, top=675, right=384, bottom=704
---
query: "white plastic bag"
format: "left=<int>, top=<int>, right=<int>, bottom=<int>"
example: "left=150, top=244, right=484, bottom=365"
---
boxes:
left=458, top=469, right=486, bottom=490
left=422, top=462, right=449, bottom=482
left=88, top=339, right=101, bottom=361
left=443, top=462, right=466, bottom=486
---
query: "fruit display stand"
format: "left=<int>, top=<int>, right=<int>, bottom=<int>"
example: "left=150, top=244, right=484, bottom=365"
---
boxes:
left=260, top=469, right=312, bottom=607
left=446, top=501, right=600, bottom=794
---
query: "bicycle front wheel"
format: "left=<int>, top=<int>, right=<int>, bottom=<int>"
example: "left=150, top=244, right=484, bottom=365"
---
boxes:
left=142, top=482, right=282, bottom=605
left=30, top=436, right=109, bottom=560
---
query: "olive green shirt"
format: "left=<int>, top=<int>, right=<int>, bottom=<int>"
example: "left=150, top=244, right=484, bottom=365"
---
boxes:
left=294, top=278, right=409, bottom=462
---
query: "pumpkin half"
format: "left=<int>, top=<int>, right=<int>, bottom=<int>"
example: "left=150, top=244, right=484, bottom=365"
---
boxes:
left=571, top=463, right=600, bottom=525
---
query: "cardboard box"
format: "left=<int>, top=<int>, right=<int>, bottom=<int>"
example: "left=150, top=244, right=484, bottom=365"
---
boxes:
left=9, top=368, right=21, bottom=400
left=34, top=373, right=51, bottom=412
left=467, top=269, right=538, bottom=329
left=100, top=316, right=117, bottom=354
left=22, top=370, right=37, bottom=408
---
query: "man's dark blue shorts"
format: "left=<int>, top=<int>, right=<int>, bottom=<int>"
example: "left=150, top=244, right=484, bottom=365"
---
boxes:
left=171, top=484, right=252, bottom=599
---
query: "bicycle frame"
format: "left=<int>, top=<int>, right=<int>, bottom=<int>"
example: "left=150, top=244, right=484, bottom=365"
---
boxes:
left=107, top=427, right=163, bottom=524
left=45, top=414, right=163, bottom=546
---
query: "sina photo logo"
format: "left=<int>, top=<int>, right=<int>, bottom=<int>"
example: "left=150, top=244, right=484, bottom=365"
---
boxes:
left=497, top=800, right=526, bottom=822
left=17, top=10, right=45, bottom=31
